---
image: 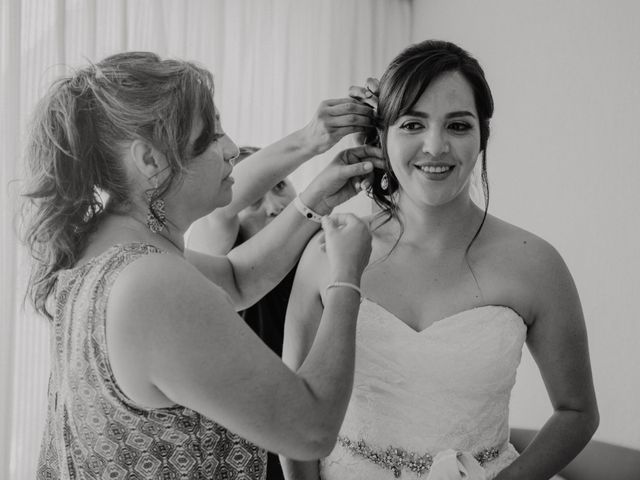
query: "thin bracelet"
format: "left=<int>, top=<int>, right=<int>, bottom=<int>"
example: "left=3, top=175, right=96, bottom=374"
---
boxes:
left=325, top=282, right=363, bottom=302
left=293, top=196, right=323, bottom=223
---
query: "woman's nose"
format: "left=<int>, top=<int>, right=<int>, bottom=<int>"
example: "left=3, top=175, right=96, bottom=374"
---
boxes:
left=264, top=195, right=286, bottom=217
left=421, top=128, right=449, bottom=157
left=223, top=136, right=240, bottom=163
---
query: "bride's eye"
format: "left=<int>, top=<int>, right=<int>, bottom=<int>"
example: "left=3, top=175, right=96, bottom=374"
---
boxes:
left=399, top=121, right=423, bottom=132
left=448, top=122, right=472, bottom=133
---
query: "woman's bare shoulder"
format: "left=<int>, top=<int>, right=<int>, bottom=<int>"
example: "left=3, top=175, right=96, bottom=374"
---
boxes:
left=478, top=214, right=573, bottom=297
left=105, top=251, right=238, bottom=406
left=296, top=230, right=330, bottom=285
left=467, top=215, right=577, bottom=326
left=109, top=251, right=232, bottom=317
left=485, top=215, right=564, bottom=260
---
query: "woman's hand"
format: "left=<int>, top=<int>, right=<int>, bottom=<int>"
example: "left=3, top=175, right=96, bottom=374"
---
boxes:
left=348, top=77, right=380, bottom=110
left=298, top=98, right=376, bottom=155
left=321, top=214, right=372, bottom=285
left=349, top=77, right=380, bottom=145
left=299, top=144, right=384, bottom=215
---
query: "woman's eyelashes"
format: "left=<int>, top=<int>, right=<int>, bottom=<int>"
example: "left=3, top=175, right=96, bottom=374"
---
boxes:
left=448, top=121, right=472, bottom=133
left=192, top=131, right=226, bottom=156
left=273, top=181, right=287, bottom=192
left=398, top=120, right=473, bottom=134
left=399, top=121, right=424, bottom=132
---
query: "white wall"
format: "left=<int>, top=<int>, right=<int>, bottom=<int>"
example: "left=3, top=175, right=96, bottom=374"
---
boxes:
left=411, top=0, right=640, bottom=449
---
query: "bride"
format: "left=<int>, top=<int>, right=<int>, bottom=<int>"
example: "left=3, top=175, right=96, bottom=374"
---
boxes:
left=280, top=40, right=599, bottom=480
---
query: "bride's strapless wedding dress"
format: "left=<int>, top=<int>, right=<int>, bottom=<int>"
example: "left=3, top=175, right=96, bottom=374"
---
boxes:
left=320, top=299, right=527, bottom=480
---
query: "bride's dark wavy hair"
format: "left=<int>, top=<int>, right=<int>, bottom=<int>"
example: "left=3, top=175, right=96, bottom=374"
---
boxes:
left=367, top=40, right=494, bottom=254
left=21, top=51, right=217, bottom=318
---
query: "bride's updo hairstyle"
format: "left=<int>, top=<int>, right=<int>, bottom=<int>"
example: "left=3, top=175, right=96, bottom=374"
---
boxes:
left=22, top=52, right=217, bottom=318
left=370, top=40, right=494, bottom=249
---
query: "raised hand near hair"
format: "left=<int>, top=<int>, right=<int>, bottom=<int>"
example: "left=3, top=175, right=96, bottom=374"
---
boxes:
left=299, top=98, right=376, bottom=155
left=348, top=78, right=381, bottom=146
left=321, top=214, right=372, bottom=285
left=300, top=144, right=384, bottom=216
left=348, top=77, right=380, bottom=110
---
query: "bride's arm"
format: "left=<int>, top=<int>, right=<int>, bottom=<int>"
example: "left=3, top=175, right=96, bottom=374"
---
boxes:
left=495, top=239, right=599, bottom=480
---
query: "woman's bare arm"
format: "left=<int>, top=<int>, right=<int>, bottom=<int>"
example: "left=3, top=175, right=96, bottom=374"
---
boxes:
left=185, top=146, right=382, bottom=310
left=187, top=98, right=375, bottom=256
left=495, top=239, right=599, bottom=480
left=108, top=216, right=370, bottom=460
left=279, top=235, right=333, bottom=479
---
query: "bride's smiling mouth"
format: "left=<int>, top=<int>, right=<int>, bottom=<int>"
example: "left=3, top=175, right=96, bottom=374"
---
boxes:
left=414, top=163, right=456, bottom=180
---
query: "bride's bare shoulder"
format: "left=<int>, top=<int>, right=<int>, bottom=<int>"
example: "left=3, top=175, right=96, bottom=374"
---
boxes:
left=478, top=214, right=569, bottom=279
left=296, top=230, right=330, bottom=286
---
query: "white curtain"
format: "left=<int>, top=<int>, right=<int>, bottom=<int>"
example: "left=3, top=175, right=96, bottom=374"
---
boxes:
left=0, top=1, right=412, bottom=478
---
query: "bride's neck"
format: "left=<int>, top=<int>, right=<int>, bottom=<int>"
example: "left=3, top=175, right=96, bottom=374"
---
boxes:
left=385, top=193, right=485, bottom=253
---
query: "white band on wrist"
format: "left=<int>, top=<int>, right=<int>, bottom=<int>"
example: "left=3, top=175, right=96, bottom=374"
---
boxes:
left=325, top=282, right=363, bottom=302
left=293, top=196, right=323, bottom=223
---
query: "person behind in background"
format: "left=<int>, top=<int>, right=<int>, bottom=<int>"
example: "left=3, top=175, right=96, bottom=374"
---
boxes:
left=191, top=149, right=296, bottom=480
left=22, top=51, right=383, bottom=480
left=190, top=146, right=297, bottom=361
left=281, top=40, right=598, bottom=480
left=188, top=144, right=304, bottom=480
left=188, top=94, right=373, bottom=256
left=188, top=97, right=377, bottom=358
left=188, top=95, right=373, bottom=478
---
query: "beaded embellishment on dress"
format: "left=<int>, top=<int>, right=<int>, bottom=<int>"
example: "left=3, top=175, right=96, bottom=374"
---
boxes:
left=338, top=436, right=500, bottom=478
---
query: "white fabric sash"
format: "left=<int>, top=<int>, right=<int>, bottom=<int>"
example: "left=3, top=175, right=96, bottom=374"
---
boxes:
left=427, top=449, right=487, bottom=480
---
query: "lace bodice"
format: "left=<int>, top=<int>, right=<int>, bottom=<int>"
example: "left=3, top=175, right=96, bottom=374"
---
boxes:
left=320, top=300, right=527, bottom=480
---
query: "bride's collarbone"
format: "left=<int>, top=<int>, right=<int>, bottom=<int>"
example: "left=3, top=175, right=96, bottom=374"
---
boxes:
left=361, top=260, right=520, bottom=331
left=361, top=278, right=483, bottom=332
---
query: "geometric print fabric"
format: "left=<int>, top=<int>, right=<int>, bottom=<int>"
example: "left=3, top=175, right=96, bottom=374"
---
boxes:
left=37, top=243, right=267, bottom=479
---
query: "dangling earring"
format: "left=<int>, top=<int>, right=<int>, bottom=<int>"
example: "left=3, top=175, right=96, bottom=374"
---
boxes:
left=380, top=172, right=389, bottom=191
left=146, top=178, right=166, bottom=233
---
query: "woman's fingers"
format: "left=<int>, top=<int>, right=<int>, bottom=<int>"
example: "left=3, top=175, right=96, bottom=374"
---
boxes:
left=348, top=85, right=368, bottom=100
left=348, top=84, right=378, bottom=110
left=364, top=77, right=380, bottom=95
left=342, top=145, right=385, bottom=169
left=335, top=146, right=382, bottom=193
left=322, top=100, right=374, bottom=128
left=317, top=231, right=327, bottom=252
left=305, top=98, right=376, bottom=153
left=325, top=99, right=374, bottom=117
left=337, top=159, right=374, bottom=179
left=340, top=145, right=383, bottom=192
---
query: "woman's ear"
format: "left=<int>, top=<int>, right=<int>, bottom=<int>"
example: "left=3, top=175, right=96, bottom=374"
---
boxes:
left=130, top=139, right=168, bottom=180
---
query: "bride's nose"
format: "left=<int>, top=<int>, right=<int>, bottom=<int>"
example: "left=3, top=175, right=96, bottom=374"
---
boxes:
left=421, top=127, right=449, bottom=157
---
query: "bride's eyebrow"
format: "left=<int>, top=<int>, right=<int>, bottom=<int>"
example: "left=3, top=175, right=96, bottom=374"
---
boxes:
left=400, top=110, right=428, bottom=119
left=400, top=110, right=477, bottom=119
left=445, top=110, right=476, bottom=119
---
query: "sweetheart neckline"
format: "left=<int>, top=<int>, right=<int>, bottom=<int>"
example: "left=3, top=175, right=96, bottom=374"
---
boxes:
left=360, top=298, right=525, bottom=334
